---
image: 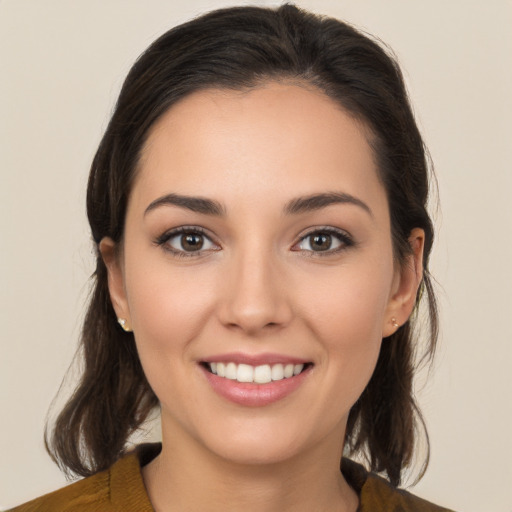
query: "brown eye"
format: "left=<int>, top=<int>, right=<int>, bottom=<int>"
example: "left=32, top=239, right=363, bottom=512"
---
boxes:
left=181, top=233, right=204, bottom=251
left=310, top=233, right=332, bottom=251
left=294, top=229, right=352, bottom=255
left=161, top=229, right=217, bottom=255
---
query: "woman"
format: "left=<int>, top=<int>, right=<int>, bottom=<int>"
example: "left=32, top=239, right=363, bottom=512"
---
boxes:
left=12, top=4, right=452, bottom=511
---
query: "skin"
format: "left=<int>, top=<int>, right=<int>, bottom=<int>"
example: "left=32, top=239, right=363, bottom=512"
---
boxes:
left=101, top=82, right=424, bottom=512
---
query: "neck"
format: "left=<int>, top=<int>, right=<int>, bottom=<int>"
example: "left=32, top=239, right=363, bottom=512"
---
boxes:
left=142, top=422, right=358, bottom=512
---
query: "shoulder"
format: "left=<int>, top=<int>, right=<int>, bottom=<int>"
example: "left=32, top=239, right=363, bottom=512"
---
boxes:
left=9, top=445, right=156, bottom=512
left=342, top=458, right=455, bottom=512
left=9, top=470, right=111, bottom=512
left=361, top=473, right=455, bottom=512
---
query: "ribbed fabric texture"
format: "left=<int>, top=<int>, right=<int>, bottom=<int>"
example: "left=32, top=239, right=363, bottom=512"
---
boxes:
left=9, top=447, right=154, bottom=512
left=342, top=459, right=454, bottom=512
left=10, top=444, right=454, bottom=511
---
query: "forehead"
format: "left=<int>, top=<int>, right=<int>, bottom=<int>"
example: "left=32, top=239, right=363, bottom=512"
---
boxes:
left=133, top=82, right=386, bottom=216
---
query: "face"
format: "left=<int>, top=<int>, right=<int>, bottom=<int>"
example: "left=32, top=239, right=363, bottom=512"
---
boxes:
left=102, top=82, right=422, bottom=467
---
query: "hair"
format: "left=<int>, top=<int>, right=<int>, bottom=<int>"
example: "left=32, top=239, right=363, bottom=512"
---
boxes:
left=45, top=3, right=438, bottom=487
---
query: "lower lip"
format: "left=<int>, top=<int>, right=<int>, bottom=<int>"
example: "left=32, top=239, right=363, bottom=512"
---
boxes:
left=201, top=365, right=311, bottom=407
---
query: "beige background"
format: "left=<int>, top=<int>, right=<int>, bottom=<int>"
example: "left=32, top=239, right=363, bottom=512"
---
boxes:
left=1, top=1, right=511, bottom=510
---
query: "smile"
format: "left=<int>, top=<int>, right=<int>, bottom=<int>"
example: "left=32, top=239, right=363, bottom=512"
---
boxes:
left=200, top=354, right=313, bottom=406
left=207, top=362, right=306, bottom=384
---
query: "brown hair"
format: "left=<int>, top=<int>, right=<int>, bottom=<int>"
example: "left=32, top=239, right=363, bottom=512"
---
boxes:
left=46, top=4, right=438, bottom=487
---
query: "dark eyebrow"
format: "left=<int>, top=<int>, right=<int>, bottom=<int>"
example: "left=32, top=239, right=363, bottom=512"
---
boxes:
left=284, top=192, right=373, bottom=217
left=144, top=193, right=225, bottom=216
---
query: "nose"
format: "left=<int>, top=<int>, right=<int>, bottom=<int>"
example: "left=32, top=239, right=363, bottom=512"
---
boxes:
left=217, top=246, right=293, bottom=336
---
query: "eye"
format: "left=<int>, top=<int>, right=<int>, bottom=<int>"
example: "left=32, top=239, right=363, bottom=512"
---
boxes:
left=293, top=228, right=353, bottom=254
left=155, top=227, right=219, bottom=257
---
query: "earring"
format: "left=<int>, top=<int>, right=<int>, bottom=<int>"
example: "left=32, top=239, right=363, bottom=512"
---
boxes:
left=117, top=318, right=133, bottom=332
left=391, top=317, right=399, bottom=328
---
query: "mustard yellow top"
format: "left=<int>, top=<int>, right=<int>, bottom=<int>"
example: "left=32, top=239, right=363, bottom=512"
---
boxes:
left=10, top=444, right=454, bottom=511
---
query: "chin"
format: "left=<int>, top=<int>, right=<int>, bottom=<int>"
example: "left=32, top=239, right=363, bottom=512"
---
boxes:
left=188, top=410, right=340, bottom=468
left=206, top=433, right=306, bottom=467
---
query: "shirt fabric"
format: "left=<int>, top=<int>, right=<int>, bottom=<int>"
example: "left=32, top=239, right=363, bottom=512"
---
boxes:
left=10, top=443, right=454, bottom=511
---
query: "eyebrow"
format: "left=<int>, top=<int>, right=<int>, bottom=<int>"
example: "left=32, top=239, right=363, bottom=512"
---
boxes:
left=144, top=193, right=225, bottom=216
left=144, top=191, right=372, bottom=218
left=284, top=192, right=373, bottom=217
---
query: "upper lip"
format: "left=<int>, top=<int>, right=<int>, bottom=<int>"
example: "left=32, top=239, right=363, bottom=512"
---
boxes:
left=201, top=352, right=311, bottom=366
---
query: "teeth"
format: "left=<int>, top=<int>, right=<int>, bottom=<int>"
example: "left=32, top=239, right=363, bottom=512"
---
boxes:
left=225, top=362, right=237, bottom=380
left=237, top=364, right=254, bottom=383
left=271, top=364, right=284, bottom=381
left=254, top=364, right=272, bottom=384
left=207, top=361, right=307, bottom=384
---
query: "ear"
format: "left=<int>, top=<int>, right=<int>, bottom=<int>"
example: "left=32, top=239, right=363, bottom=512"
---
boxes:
left=382, top=228, right=425, bottom=338
left=99, top=237, right=132, bottom=330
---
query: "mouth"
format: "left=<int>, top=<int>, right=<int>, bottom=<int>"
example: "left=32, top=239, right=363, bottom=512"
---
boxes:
left=201, top=361, right=312, bottom=385
left=200, top=356, right=313, bottom=407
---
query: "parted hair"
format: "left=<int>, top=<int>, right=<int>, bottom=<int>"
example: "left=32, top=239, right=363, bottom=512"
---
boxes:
left=45, top=4, right=438, bottom=487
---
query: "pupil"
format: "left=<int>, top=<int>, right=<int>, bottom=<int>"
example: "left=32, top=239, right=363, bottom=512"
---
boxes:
left=312, top=233, right=331, bottom=251
left=182, top=233, right=203, bottom=251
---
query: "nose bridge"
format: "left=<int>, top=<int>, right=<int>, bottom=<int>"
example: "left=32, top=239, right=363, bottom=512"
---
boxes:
left=219, top=237, right=291, bottom=334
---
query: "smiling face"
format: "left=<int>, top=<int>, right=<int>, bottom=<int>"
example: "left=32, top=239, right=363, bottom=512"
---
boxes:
left=102, top=82, right=423, bottom=468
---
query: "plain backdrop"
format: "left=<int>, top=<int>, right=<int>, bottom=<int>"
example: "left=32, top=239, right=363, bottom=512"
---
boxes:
left=1, top=1, right=511, bottom=510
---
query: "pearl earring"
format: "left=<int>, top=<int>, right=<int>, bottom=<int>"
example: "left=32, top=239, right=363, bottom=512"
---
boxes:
left=391, top=317, right=399, bottom=328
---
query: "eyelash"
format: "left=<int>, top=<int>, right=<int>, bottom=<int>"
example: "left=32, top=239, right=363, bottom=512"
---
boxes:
left=154, top=226, right=355, bottom=258
left=292, top=227, right=355, bottom=256
left=154, top=226, right=219, bottom=258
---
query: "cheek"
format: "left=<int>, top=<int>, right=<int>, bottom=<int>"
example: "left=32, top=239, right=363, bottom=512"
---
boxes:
left=122, top=265, right=220, bottom=427
left=122, top=255, right=220, bottom=389
left=300, top=261, right=393, bottom=342
left=125, top=255, right=217, bottom=335
left=296, top=258, right=393, bottom=393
